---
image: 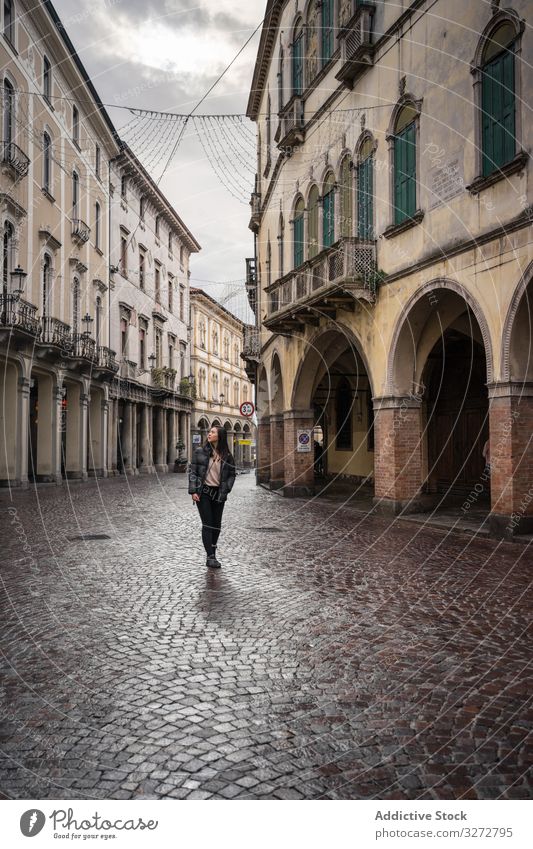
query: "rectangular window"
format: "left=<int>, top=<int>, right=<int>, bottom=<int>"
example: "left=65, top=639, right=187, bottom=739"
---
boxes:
left=43, top=133, right=51, bottom=192
left=481, top=49, right=515, bottom=176
left=155, top=263, right=161, bottom=303
left=3, top=0, right=14, bottom=43
left=168, top=231, right=173, bottom=255
left=121, top=175, right=127, bottom=199
left=155, top=328, right=162, bottom=367
left=43, top=56, right=51, bottom=101
left=95, top=202, right=101, bottom=250
left=139, top=248, right=145, bottom=290
left=179, top=287, right=184, bottom=320
left=168, top=274, right=174, bottom=311
left=168, top=340, right=174, bottom=370
left=120, top=235, right=128, bottom=275
left=394, top=122, right=416, bottom=224
left=95, top=144, right=100, bottom=178
left=321, top=0, right=334, bottom=65
left=323, top=190, right=335, bottom=248
left=72, top=105, right=79, bottom=146
left=139, top=327, right=145, bottom=369
left=293, top=31, right=304, bottom=95
left=120, top=318, right=128, bottom=355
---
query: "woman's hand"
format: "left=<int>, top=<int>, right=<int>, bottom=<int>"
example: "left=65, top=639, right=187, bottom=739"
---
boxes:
left=192, top=493, right=200, bottom=503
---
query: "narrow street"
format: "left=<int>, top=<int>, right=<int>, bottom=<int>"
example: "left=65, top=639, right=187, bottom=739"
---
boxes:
left=0, top=475, right=531, bottom=800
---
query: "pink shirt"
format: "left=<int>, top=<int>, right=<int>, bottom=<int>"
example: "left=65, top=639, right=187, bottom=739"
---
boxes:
left=205, top=453, right=222, bottom=487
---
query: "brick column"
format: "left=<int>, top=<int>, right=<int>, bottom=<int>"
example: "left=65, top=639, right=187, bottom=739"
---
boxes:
left=283, top=409, right=314, bottom=498
left=488, top=382, right=533, bottom=538
left=373, top=396, right=423, bottom=513
left=257, top=414, right=271, bottom=484
left=269, top=413, right=285, bottom=490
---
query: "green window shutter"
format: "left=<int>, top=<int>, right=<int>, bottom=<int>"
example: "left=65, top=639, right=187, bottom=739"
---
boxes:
left=357, top=156, right=374, bottom=239
left=293, top=33, right=303, bottom=94
left=323, top=190, right=334, bottom=247
left=482, top=48, right=516, bottom=175
left=394, top=122, right=416, bottom=224
left=308, top=193, right=319, bottom=258
left=294, top=214, right=304, bottom=268
left=321, top=0, right=333, bottom=64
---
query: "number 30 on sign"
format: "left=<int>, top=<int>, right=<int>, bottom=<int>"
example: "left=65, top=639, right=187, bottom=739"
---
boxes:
left=240, top=401, right=255, bottom=417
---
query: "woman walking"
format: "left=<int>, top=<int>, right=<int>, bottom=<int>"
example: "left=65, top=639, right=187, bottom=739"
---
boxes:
left=189, top=426, right=236, bottom=569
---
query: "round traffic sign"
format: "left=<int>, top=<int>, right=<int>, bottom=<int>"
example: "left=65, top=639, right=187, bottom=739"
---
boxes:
left=239, top=401, right=255, bottom=417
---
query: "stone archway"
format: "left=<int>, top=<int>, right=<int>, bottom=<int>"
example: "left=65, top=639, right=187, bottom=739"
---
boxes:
left=287, top=324, right=375, bottom=497
left=269, top=353, right=286, bottom=489
left=256, top=364, right=271, bottom=484
left=382, top=282, right=492, bottom=513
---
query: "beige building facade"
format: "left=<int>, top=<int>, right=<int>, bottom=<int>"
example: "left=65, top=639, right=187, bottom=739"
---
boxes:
left=246, top=0, right=533, bottom=537
left=1, top=0, right=120, bottom=485
left=190, top=288, right=255, bottom=467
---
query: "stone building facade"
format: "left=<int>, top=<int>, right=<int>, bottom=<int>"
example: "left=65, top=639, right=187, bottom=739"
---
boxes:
left=245, top=0, right=533, bottom=537
left=190, top=288, right=255, bottom=467
left=0, top=0, right=120, bottom=485
left=108, top=145, right=200, bottom=476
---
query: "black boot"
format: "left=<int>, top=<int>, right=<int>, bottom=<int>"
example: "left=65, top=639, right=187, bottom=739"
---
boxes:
left=206, top=554, right=220, bottom=569
left=212, top=546, right=221, bottom=568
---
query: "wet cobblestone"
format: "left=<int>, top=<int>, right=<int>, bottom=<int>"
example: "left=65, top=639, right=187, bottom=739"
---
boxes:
left=0, top=474, right=531, bottom=800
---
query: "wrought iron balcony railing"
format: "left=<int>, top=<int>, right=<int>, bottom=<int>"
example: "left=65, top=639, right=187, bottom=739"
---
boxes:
left=242, top=325, right=261, bottom=361
left=71, top=218, right=91, bottom=244
left=0, top=294, right=40, bottom=335
left=277, top=95, right=305, bottom=150
left=72, top=332, right=98, bottom=361
left=97, top=346, right=119, bottom=373
left=40, top=316, right=72, bottom=349
left=1, top=141, right=30, bottom=177
left=119, top=359, right=138, bottom=380
left=265, top=238, right=377, bottom=331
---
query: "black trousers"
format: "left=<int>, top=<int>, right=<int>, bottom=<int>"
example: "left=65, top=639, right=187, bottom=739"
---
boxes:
left=196, top=490, right=225, bottom=556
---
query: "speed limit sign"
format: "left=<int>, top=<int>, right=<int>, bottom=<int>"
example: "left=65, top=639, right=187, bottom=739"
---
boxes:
left=240, top=401, right=255, bottom=417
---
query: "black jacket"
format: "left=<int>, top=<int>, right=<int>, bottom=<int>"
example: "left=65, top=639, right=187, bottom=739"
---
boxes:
left=188, top=445, right=236, bottom=503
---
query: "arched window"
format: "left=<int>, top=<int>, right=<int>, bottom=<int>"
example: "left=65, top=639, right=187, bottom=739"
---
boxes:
left=292, top=19, right=304, bottom=95
left=339, top=155, right=352, bottom=238
left=94, top=201, right=101, bottom=249
left=306, top=1, right=318, bottom=83
left=42, top=254, right=52, bottom=316
left=322, top=171, right=335, bottom=248
left=72, top=170, right=79, bottom=217
left=278, top=212, right=284, bottom=278
left=223, top=376, right=230, bottom=401
left=293, top=197, right=305, bottom=268
left=95, top=295, right=102, bottom=344
left=233, top=381, right=239, bottom=406
left=480, top=22, right=518, bottom=176
left=199, top=319, right=206, bottom=348
left=321, top=0, right=334, bottom=66
left=267, top=239, right=272, bottom=287
left=155, top=215, right=160, bottom=238
left=212, top=372, right=219, bottom=401
left=335, top=379, right=352, bottom=450
left=43, top=132, right=51, bottom=193
left=223, top=334, right=229, bottom=360
left=3, top=78, right=14, bottom=145
left=212, top=328, right=219, bottom=355
left=392, top=103, right=418, bottom=224
left=357, top=136, right=374, bottom=239
left=2, top=221, right=14, bottom=297
left=43, top=56, right=51, bottom=101
left=233, top=342, right=239, bottom=365
left=243, top=384, right=248, bottom=402
left=3, top=0, right=14, bottom=43
left=139, top=195, right=145, bottom=221
left=72, top=277, right=80, bottom=333
left=307, top=185, right=319, bottom=259
left=121, top=174, right=127, bottom=200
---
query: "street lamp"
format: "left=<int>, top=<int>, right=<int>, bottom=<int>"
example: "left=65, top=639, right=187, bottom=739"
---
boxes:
left=82, top=312, right=93, bottom=336
left=10, top=265, right=27, bottom=298
left=148, top=353, right=156, bottom=369
left=219, top=393, right=225, bottom=406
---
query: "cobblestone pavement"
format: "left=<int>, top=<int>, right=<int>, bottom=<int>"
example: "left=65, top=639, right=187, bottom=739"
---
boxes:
left=0, top=474, right=531, bottom=800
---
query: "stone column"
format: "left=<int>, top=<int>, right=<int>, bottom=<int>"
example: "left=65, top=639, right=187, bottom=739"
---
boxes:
left=52, top=384, right=64, bottom=484
left=185, top=411, right=191, bottom=460
left=283, top=409, right=315, bottom=497
left=269, top=413, right=285, bottom=490
left=79, top=391, right=89, bottom=481
left=139, top=404, right=152, bottom=474
left=108, top=398, right=118, bottom=475
left=101, top=399, right=109, bottom=478
left=35, top=374, right=54, bottom=481
left=373, top=396, right=423, bottom=514
left=16, top=376, right=31, bottom=488
left=488, top=382, right=533, bottom=538
left=0, top=363, right=19, bottom=485
left=154, top=406, right=167, bottom=473
left=257, top=414, right=271, bottom=485
left=131, top=402, right=138, bottom=474
left=167, top=409, right=176, bottom=469
left=121, top=401, right=133, bottom=475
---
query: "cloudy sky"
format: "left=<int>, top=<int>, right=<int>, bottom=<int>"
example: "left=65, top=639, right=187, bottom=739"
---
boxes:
left=53, top=0, right=266, bottom=320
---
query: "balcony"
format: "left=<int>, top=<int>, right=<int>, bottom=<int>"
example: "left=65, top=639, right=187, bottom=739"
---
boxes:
left=1, top=142, right=30, bottom=178
left=264, top=237, right=377, bottom=334
left=119, top=359, right=138, bottom=380
left=248, top=192, right=261, bottom=233
left=336, top=1, right=376, bottom=88
left=245, top=257, right=257, bottom=316
left=241, top=324, right=260, bottom=383
left=151, top=366, right=177, bottom=392
left=277, top=95, right=305, bottom=150
left=71, top=332, right=98, bottom=362
left=97, top=346, right=119, bottom=374
left=0, top=294, right=40, bottom=337
left=40, top=316, right=72, bottom=350
left=71, top=218, right=91, bottom=244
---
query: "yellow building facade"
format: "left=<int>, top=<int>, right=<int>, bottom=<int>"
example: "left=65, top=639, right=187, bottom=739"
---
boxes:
left=246, top=0, right=533, bottom=537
